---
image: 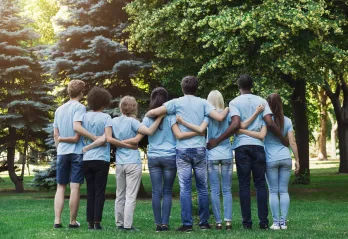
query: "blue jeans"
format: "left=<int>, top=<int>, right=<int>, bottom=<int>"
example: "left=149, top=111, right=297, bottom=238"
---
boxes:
left=148, top=156, right=177, bottom=225
left=56, top=154, right=84, bottom=184
left=235, top=145, right=269, bottom=227
left=208, top=159, right=233, bottom=223
left=265, top=158, right=292, bottom=224
left=176, top=148, right=209, bottom=226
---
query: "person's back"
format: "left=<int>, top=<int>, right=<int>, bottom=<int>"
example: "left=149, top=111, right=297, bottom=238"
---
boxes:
left=82, top=112, right=111, bottom=162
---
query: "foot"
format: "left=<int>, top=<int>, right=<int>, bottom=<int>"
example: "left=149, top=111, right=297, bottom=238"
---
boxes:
left=69, top=221, right=80, bottom=228
left=226, top=222, right=232, bottom=231
left=94, top=223, right=103, bottom=230
left=54, top=224, right=62, bottom=229
left=199, top=223, right=211, bottom=230
left=117, top=225, right=124, bottom=230
left=176, top=225, right=193, bottom=232
left=156, top=225, right=162, bottom=232
left=161, top=225, right=169, bottom=231
left=280, top=221, right=288, bottom=230
left=270, top=222, right=280, bottom=230
left=259, top=224, right=269, bottom=230
left=122, top=226, right=139, bottom=231
left=216, top=223, right=223, bottom=230
left=242, top=224, right=252, bottom=230
left=88, top=222, right=94, bottom=230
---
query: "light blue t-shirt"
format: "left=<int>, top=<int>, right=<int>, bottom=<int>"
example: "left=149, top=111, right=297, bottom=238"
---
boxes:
left=142, top=115, right=176, bottom=158
left=106, top=115, right=141, bottom=165
left=164, top=95, right=215, bottom=149
left=264, top=116, right=293, bottom=162
left=82, top=112, right=111, bottom=162
left=229, top=94, right=272, bottom=149
left=53, top=100, right=85, bottom=155
left=206, top=111, right=233, bottom=160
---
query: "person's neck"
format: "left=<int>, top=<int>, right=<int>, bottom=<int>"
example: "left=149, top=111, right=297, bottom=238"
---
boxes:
left=184, top=94, right=195, bottom=96
left=93, top=109, right=103, bottom=112
left=240, top=89, right=252, bottom=95
left=70, top=97, right=81, bottom=101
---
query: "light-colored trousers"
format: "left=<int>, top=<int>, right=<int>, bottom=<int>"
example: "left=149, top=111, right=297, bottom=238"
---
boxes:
left=115, top=164, right=142, bottom=229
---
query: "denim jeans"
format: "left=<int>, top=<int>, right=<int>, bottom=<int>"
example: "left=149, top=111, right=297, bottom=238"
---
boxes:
left=207, top=159, right=233, bottom=223
left=265, top=158, right=292, bottom=224
left=148, top=155, right=177, bottom=225
left=235, top=145, right=269, bottom=227
left=176, top=148, right=209, bottom=226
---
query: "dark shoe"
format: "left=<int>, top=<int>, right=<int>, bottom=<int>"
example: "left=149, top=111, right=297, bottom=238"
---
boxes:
left=123, top=226, right=139, bottom=231
left=156, top=225, right=162, bottom=232
left=176, top=225, right=193, bottom=232
left=94, top=223, right=103, bottom=230
left=117, top=225, right=124, bottom=230
left=216, top=223, right=223, bottom=230
left=161, top=225, right=169, bottom=231
left=226, top=221, right=232, bottom=230
left=69, top=221, right=80, bottom=228
left=54, top=224, right=62, bottom=229
left=260, top=224, right=269, bottom=230
left=88, top=222, right=94, bottom=230
left=199, top=223, right=211, bottom=230
left=242, top=224, right=252, bottom=230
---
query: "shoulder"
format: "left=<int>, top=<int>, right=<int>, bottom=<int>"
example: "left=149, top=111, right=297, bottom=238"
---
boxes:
left=284, top=116, right=292, bottom=125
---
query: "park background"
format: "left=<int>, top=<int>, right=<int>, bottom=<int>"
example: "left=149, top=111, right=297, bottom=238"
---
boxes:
left=0, top=0, right=348, bottom=238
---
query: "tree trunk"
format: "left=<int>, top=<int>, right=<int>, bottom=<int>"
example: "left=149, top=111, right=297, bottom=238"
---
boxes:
left=328, top=112, right=338, bottom=160
left=337, top=119, right=348, bottom=173
left=318, top=88, right=328, bottom=160
left=291, top=80, right=310, bottom=183
left=7, top=127, right=24, bottom=192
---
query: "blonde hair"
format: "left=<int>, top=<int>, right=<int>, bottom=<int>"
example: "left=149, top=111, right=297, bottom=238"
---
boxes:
left=119, top=96, right=138, bottom=118
left=207, top=90, right=224, bottom=110
left=67, top=79, right=85, bottom=98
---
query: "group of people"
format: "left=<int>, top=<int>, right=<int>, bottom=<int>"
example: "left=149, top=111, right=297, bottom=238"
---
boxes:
left=53, top=74, right=300, bottom=232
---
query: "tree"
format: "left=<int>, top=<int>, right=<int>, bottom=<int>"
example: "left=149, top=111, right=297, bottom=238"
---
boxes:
left=0, top=0, right=56, bottom=192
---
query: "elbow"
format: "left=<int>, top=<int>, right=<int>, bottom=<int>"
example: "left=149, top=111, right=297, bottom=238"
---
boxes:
left=175, top=134, right=183, bottom=140
left=216, top=116, right=224, bottom=122
left=106, top=136, right=113, bottom=143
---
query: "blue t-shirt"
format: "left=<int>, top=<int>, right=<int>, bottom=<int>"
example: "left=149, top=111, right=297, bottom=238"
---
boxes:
left=206, top=111, right=233, bottom=160
left=82, top=112, right=111, bottom=162
left=229, top=94, right=272, bottom=149
left=53, top=100, right=85, bottom=155
left=264, top=116, right=293, bottom=162
left=164, top=95, right=215, bottom=149
left=142, top=115, right=176, bottom=158
left=106, top=115, right=141, bottom=165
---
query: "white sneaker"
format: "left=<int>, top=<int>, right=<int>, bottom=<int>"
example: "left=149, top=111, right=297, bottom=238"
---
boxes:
left=270, top=223, right=281, bottom=230
left=280, top=222, right=287, bottom=230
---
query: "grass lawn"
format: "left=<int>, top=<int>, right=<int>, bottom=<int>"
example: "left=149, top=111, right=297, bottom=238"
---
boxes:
left=0, top=161, right=347, bottom=239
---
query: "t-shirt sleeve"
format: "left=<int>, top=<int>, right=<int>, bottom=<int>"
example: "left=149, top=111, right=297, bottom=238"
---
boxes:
left=203, top=99, right=215, bottom=116
left=53, top=110, right=58, bottom=128
left=105, top=117, right=113, bottom=128
left=203, top=116, right=210, bottom=124
left=168, top=115, right=176, bottom=127
left=263, top=100, right=272, bottom=117
left=229, top=100, right=240, bottom=117
left=131, top=118, right=141, bottom=132
left=104, top=115, right=112, bottom=128
left=163, top=99, right=176, bottom=115
left=142, top=117, right=152, bottom=128
left=73, top=105, right=86, bottom=122
left=286, top=118, right=294, bottom=133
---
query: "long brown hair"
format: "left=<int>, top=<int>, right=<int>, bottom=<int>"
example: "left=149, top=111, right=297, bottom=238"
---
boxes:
left=266, top=93, right=284, bottom=132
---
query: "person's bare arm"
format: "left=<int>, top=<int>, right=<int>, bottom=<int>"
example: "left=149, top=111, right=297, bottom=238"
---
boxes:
left=288, top=131, right=300, bottom=173
left=137, top=115, right=165, bottom=135
left=105, top=127, right=137, bottom=149
left=207, top=115, right=241, bottom=149
left=208, top=107, right=229, bottom=122
left=264, top=114, right=289, bottom=147
left=53, top=128, right=59, bottom=147
left=145, top=106, right=167, bottom=117
left=176, top=115, right=208, bottom=133
left=240, top=105, right=265, bottom=129
left=238, top=125, right=267, bottom=140
left=171, top=124, right=201, bottom=140
left=82, top=134, right=106, bottom=153
left=122, top=134, right=145, bottom=145
left=73, top=121, right=98, bottom=141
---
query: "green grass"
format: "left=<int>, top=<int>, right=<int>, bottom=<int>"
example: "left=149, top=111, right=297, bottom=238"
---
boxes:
left=1, top=163, right=347, bottom=239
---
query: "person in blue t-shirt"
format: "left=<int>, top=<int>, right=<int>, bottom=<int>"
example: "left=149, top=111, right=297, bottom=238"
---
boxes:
left=207, top=74, right=289, bottom=230
left=241, top=93, right=300, bottom=230
left=53, top=80, right=86, bottom=229
left=106, top=96, right=164, bottom=231
left=145, top=76, right=229, bottom=232
left=122, top=87, right=199, bottom=232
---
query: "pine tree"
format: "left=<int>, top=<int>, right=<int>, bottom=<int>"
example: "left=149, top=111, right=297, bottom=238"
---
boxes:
left=0, top=0, right=56, bottom=192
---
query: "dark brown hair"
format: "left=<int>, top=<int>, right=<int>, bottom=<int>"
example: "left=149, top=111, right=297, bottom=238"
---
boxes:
left=181, top=76, right=198, bottom=95
left=267, top=93, right=284, bottom=132
left=67, top=79, right=85, bottom=98
left=237, top=74, right=253, bottom=90
left=87, top=87, right=111, bottom=111
left=149, top=87, right=168, bottom=110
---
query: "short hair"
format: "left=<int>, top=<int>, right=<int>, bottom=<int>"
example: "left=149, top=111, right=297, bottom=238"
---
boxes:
left=181, top=76, right=198, bottom=95
left=119, top=96, right=138, bottom=118
left=207, top=90, right=224, bottom=110
left=237, top=74, right=253, bottom=90
left=67, top=79, right=85, bottom=98
left=87, top=87, right=112, bottom=111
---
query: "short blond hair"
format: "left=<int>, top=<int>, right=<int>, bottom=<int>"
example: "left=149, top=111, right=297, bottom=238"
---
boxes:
left=119, top=96, right=138, bottom=118
left=207, top=90, right=224, bottom=110
left=67, top=80, right=85, bottom=98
